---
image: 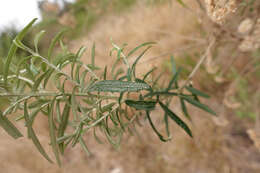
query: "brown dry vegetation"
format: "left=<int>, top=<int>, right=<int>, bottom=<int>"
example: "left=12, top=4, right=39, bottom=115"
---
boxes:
left=1, top=1, right=260, bottom=173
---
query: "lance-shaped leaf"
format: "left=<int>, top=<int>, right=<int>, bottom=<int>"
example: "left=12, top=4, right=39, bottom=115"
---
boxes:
left=4, top=18, right=37, bottom=85
left=91, top=43, right=95, bottom=66
left=146, top=111, right=169, bottom=142
left=34, top=30, right=46, bottom=53
left=127, top=42, right=156, bottom=58
left=159, top=101, right=193, bottom=137
left=167, top=68, right=181, bottom=91
left=143, top=67, right=157, bottom=80
left=171, top=55, right=177, bottom=75
left=48, top=29, right=68, bottom=61
left=71, top=123, right=83, bottom=147
left=79, top=137, right=91, bottom=156
left=164, top=100, right=171, bottom=138
left=32, top=71, right=49, bottom=91
left=181, top=96, right=216, bottom=116
left=57, top=96, right=71, bottom=154
left=185, top=86, right=210, bottom=98
left=125, top=100, right=157, bottom=111
left=88, top=80, right=151, bottom=92
left=180, top=98, right=191, bottom=120
left=24, top=102, right=53, bottom=163
left=0, top=111, right=23, bottom=139
left=48, top=99, right=61, bottom=166
left=131, top=46, right=152, bottom=78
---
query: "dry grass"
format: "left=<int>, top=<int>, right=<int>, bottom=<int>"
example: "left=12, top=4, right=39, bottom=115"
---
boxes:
left=1, top=1, right=260, bottom=173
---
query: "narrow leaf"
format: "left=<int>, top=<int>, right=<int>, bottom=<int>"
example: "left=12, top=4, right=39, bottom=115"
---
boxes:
left=0, top=111, right=23, bottom=139
left=71, top=123, right=83, bottom=147
left=146, top=111, right=169, bottom=142
left=89, top=80, right=151, bottom=92
left=167, top=68, right=181, bottom=91
left=32, top=71, right=49, bottom=91
left=180, top=98, right=191, bottom=120
left=159, top=101, right=193, bottom=137
left=79, top=137, right=91, bottom=156
left=57, top=96, right=71, bottom=154
left=125, top=100, right=157, bottom=111
left=171, top=55, right=177, bottom=75
left=24, top=102, right=53, bottom=163
left=48, top=29, right=67, bottom=61
left=103, top=66, right=107, bottom=80
left=76, top=46, right=87, bottom=59
left=48, top=100, right=61, bottom=166
left=176, top=0, right=187, bottom=8
left=34, top=30, right=46, bottom=53
left=91, top=43, right=95, bottom=66
left=143, top=67, right=157, bottom=81
left=132, top=46, right=152, bottom=78
left=4, top=18, right=37, bottom=85
left=185, top=86, right=210, bottom=98
left=181, top=96, right=216, bottom=116
left=127, top=42, right=156, bottom=58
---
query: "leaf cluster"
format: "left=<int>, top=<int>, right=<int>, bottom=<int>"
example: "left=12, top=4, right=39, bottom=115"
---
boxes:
left=0, top=19, right=216, bottom=165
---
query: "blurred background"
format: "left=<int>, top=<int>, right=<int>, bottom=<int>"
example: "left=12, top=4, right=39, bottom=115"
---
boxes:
left=0, top=0, right=260, bottom=173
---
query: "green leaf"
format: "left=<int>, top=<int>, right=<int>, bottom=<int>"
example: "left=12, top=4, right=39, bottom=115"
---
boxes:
left=164, top=100, right=171, bottom=138
left=144, top=91, right=178, bottom=98
left=93, top=127, right=103, bottom=144
left=32, top=71, right=49, bottom=91
left=91, top=43, right=95, bottom=66
left=48, top=99, right=61, bottom=166
left=125, top=100, right=157, bottom=111
left=171, top=55, right=177, bottom=75
left=181, top=96, right=216, bottom=116
left=24, top=102, right=53, bottom=163
left=79, top=137, right=91, bottom=156
left=143, top=67, right=157, bottom=81
left=146, top=111, right=169, bottom=142
left=48, top=29, right=68, bottom=61
left=101, top=102, right=116, bottom=113
left=176, top=0, right=187, bottom=8
left=180, top=98, right=191, bottom=120
left=34, top=30, right=46, bottom=53
left=3, top=96, right=31, bottom=116
left=113, top=68, right=124, bottom=80
left=159, top=101, right=192, bottom=137
left=167, top=68, right=181, bottom=91
left=29, top=102, right=49, bottom=125
left=80, top=69, right=89, bottom=90
left=0, top=111, right=23, bottom=139
left=132, top=46, right=152, bottom=78
left=71, top=123, right=83, bottom=147
left=109, top=112, right=119, bottom=126
left=185, top=86, right=210, bottom=98
left=28, top=99, right=50, bottom=109
left=57, top=134, right=74, bottom=144
left=116, top=110, right=125, bottom=132
left=127, top=42, right=156, bottom=58
left=43, top=69, right=55, bottom=88
left=75, top=63, right=82, bottom=83
left=30, top=61, right=39, bottom=76
left=57, top=96, right=71, bottom=154
left=4, top=18, right=37, bottom=85
left=89, top=80, right=151, bottom=92
left=103, top=66, right=107, bottom=80
left=76, top=46, right=86, bottom=59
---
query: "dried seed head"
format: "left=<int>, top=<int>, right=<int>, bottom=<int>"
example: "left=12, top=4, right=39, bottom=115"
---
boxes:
left=204, top=0, right=238, bottom=24
left=239, top=18, right=260, bottom=52
left=238, top=18, right=254, bottom=34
